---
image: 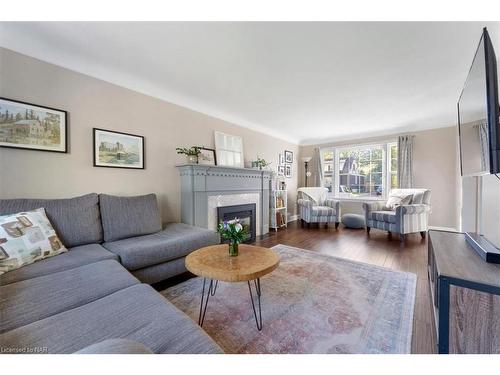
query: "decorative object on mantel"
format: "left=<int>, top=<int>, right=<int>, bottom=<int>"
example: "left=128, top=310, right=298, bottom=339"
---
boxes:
left=217, top=219, right=248, bottom=256
left=93, top=128, right=144, bottom=169
left=301, top=156, right=313, bottom=187
left=198, top=147, right=217, bottom=165
left=0, top=97, right=67, bottom=153
left=284, top=150, right=293, bottom=163
left=269, top=173, right=287, bottom=231
left=251, top=157, right=271, bottom=170
left=176, top=146, right=202, bottom=164
left=214, top=131, right=244, bottom=168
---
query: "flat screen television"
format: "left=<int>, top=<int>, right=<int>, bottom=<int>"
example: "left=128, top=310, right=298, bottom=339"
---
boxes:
left=458, top=27, right=500, bottom=263
left=458, top=27, right=500, bottom=177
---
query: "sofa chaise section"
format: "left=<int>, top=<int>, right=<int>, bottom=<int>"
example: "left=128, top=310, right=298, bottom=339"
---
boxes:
left=99, top=194, right=220, bottom=284
left=0, top=260, right=139, bottom=333
left=0, top=284, right=222, bottom=354
left=103, top=223, right=220, bottom=281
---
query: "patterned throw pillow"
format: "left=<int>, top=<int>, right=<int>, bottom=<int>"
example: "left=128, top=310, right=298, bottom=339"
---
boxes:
left=385, top=193, right=413, bottom=211
left=0, top=208, right=68, bottom=275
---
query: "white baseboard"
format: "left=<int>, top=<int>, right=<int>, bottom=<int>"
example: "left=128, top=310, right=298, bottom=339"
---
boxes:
left=287, top=214, right=299, bottom=223
left=428, top=226, right=459, bottom=232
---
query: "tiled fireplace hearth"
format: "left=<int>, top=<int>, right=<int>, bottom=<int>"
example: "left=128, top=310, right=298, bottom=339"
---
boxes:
left=176, top=164, right=272, bottom=236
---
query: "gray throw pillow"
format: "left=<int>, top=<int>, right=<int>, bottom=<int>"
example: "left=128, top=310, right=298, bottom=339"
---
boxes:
left=99, top=194, right=162, bottom=242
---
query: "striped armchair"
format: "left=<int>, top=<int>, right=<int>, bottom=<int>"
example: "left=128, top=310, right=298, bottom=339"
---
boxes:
left=297, top=187, right=341, bottom=228
left=362, top=188, right=431, bottom=243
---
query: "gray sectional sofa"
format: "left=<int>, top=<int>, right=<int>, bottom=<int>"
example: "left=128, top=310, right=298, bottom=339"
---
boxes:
left=0, top=193, right=222, bottom=354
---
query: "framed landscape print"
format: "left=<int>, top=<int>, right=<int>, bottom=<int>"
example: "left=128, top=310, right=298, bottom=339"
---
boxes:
left=198, top=147, right=217, bottom=165
left=0, top=97, right=67, bottom=153
left=93, top=128, right=144, bottom=169
left=284, top=150, right=293, bottom=163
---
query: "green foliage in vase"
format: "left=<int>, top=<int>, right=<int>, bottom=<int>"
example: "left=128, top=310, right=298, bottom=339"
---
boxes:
left=176, top=146, right=202, bottom=156
left=217, top=218, right=248, bottom=243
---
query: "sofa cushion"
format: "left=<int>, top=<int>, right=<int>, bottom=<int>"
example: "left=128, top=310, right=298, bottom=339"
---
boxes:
left=0, top=208, right=68, bottom=275
left=0, top=193, right=103, bottom=248
left=75, top=339, right=153, bottom=354
left=103, top=223, right=220, bottom=271
left=311, top=206, right=336, bottom=217
left=0, top=260, right=138, bottom=333
left=0, top=284, right=222, bottom=354
left=0, top=243, right=118, bottom=286
left=370, top=211, right=397, bottom=224
left=99, top=194, right=162, bottom=242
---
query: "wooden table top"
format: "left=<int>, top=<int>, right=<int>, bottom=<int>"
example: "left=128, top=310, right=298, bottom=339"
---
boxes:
left=185, top=244, right=280, bottom=282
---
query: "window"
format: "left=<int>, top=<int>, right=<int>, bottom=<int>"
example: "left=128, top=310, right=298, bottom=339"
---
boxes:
left=320, top=142, right=398, bottom=199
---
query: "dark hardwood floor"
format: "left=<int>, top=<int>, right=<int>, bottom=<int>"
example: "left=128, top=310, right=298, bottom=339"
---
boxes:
left=252, top=220, right=437, bottom=354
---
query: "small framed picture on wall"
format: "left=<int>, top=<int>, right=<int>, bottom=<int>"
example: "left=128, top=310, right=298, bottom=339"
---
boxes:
left=285, top=164, right=292, bottom=178
left=93, top=128, right=145, bottom=169
left=279, top=153, right=285, bottom=165
left=284, top=150, right=293, bottom=163
left=278, top=165, right=285, bottom=174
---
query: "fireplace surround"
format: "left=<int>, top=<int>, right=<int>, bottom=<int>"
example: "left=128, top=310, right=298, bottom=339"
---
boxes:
left=176, top=164, right=272, bottom=237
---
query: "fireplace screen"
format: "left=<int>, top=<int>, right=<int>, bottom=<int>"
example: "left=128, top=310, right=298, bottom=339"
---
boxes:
left=217, top=203, right=256, bottom=243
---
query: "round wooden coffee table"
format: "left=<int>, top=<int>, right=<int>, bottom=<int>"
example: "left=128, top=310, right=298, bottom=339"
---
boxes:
left=185, top=244, right=280, bottom=331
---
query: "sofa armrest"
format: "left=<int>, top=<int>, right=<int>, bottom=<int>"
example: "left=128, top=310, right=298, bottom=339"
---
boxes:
left=362, top=201, right=385, bottom=213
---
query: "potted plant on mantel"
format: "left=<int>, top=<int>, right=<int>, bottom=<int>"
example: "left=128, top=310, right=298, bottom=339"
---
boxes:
left=176, top=146, right=202, bottom=164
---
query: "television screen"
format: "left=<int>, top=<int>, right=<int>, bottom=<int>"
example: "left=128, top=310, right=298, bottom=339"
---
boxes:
left=458, top=28, right=500, bottom=177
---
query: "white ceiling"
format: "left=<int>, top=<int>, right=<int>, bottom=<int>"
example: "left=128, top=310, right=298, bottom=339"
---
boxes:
left=1, top=22, right=499, bottom=145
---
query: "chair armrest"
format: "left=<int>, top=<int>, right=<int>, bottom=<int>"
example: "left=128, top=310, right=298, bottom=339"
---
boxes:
left=362, top=201, right=386, bottom=213
left=297, top=198, right=313, bottom=208
left=324, top=199, right=341, bottom=217
left=396, top=204, right=431, bottom=216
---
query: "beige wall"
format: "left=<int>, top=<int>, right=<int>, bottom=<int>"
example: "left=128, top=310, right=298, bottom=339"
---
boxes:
left=299, top=126, right=460, bottom=229
left=0, top=48, right=299, bottom=224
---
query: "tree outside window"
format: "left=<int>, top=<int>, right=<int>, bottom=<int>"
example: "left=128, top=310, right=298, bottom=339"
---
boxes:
left=321, top=142, right=397, bottom=199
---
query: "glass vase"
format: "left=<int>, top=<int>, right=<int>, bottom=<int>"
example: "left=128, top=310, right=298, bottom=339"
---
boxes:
left=228, top=241, right=239, bottom=257
left=187, top=155, right=198, bottom=164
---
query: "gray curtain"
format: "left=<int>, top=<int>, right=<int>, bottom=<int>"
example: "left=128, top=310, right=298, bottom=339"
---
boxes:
left=314, top=148, right=323, bottom=187
left=397, top=135, right=414, bottom=188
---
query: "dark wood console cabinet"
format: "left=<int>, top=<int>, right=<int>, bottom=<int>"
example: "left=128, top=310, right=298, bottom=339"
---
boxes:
left=428, top=230, right=500, bottom=353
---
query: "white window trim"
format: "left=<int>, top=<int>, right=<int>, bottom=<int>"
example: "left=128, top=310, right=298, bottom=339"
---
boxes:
left=320, top=140, right=397, bottom=201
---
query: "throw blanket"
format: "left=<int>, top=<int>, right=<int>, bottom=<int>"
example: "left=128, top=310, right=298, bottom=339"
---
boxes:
left=297, top=187, right=328, bottom=205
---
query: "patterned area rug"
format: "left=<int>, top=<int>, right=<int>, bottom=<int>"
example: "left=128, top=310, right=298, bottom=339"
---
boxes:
left=162, top=244, right=416, bottom=354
